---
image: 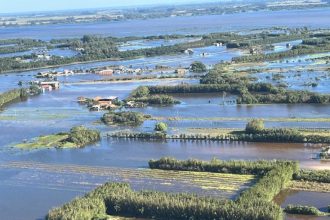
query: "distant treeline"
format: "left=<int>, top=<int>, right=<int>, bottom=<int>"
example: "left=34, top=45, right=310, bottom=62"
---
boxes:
left=0, top=28, right=322, bottom=73
left=139, top=82, right=330, bottom=104
left=233, top=38, right=330, bottom=63
left=110, top=128, right=330, bottom=144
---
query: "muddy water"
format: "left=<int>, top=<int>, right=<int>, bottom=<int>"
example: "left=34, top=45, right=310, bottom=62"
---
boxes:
left=0, top=138, right=328, bottom=220
left=274, top=190, right=330, bottom=220
left=0, top=8, right=329, bottom=220
left=135, top=93, right=330, bottom=119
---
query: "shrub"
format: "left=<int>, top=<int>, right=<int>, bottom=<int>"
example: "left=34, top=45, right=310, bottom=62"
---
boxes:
left=68, top=126, right=101, bottom=147
left=154, top=122, right=168, bottom=132
left=131, top=86, right=150, bottom=98
left=190, top=61, right=207, bottom=73
left=245, top=119, right=265, bottom=134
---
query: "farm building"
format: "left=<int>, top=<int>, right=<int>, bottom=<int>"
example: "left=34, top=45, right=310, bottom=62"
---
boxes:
left=97, top=69, right=114, bottom=75
left=175, top=68, right=187, bottom=77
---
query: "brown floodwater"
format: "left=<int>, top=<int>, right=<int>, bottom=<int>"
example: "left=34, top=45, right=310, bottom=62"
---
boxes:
left=274, top=189, right=330, bottom=220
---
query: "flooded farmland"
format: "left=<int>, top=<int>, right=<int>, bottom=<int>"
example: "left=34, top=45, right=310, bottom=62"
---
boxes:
left=1, top=3, right=330, bottom=220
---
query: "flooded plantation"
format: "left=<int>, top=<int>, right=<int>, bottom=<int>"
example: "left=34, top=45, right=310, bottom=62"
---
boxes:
left=0, top=161, right=254, bottom=220
left=0, top=3, right=330, bottom=220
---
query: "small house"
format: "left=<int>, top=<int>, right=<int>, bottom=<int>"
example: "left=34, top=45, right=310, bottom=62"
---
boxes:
left=39, top=81, right=60, bottom=90
left=93, top=96, right=118, bottom=109
left=98, top=69, right=114, bottom=75
left=175, top=68, right=187, bottom=77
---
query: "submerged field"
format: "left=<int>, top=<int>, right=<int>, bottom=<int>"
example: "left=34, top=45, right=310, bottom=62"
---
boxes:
left=0, top=161, right=254, bottom=200
left=0, top=8, right=330, bottom=220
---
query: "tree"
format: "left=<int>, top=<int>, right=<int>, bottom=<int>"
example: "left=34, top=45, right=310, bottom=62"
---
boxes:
left=245, top=119, right=264, bottom=134
left=190, top=61, right=207, bottom=73
left=155, top=122, right=168, bottom=132
left=131, top=86, right=150, bottom=98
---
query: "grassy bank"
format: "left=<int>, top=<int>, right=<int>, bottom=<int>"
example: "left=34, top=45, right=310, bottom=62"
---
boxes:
left=284, top=205, right=328, bottom=216
left=16, top=126, right=100, bottom=149
left=0, top=89, right=28, bottom=108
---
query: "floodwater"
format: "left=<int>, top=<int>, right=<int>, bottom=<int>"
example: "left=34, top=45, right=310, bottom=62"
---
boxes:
left=0, top=7, right=329, bottom=220
left=274, top=190, right=330, bottom=220
left=264, top=40, right=302, bottom=54
left=118, top=37, right=202, bottom=51
left=1, top=8, right=330, bottom=40
left=0, top=56, right=329, bottom=220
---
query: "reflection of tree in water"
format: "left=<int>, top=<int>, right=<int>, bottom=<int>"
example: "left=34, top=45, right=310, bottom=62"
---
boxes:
left=273, top=189, right=299, bottom=207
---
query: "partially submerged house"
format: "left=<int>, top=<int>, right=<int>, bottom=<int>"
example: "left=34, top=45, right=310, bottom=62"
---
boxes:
left=175, top=68, right=187, bottom=77
left=39, top=81, right=60, bottom=90
left=125, top=101, right=145, bottom=108
left=31, top=80, right=60, bottom=92
left=90, top=96, right=119, bottom=111
left=97, top=69, right=114, bottom=76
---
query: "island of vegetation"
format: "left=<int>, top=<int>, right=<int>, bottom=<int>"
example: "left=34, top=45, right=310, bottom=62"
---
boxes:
left=16, top=126, right=100, bottom=149
left=101, top=111, right=151, bottom=126
left=0, top=86, right=42, bottom=109
left=127, top=86, right=180, bottom=106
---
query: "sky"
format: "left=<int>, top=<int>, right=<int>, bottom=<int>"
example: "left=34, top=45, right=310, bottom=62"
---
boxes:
left=0, top=0, right=220, bottom=14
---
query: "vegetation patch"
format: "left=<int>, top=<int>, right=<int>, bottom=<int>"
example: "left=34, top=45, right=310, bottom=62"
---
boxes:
left=48, top=158, right=298, bottom=220
left=293, top=170, right=330, bottom=183
left=101, top=111, right=150, bottom=126
left=128, top=86, right=180, bottom=106
left=284, top=205, right=327, bottom=216
left=0, top=89, right=28, bottom=108
left=16, top=126, right=100, bottom=149
left=289, top=180, right=330, bottom=193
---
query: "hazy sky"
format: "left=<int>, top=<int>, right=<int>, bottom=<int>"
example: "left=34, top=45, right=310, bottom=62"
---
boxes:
left=0, top=0, right=219, bottom=14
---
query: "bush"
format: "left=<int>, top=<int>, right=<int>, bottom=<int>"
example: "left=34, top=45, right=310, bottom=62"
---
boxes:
left=131, top=86, right=150, bottom=98
left=190, top=61, right=207, bottom=73
left=245, top=119, right=265, bottom=134
left=68, top=126, right=101, bottom=147
left=284, top=205, right=325, bottom=216
left=154, top=122, right=168, bottom=132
